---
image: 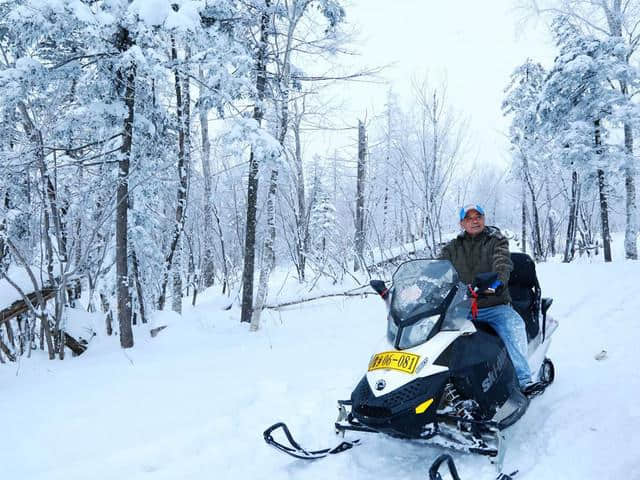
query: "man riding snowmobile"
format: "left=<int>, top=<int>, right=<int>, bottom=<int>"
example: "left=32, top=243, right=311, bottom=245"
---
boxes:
left=263, top=206, right=557, bottom=478
left=438, top=204, right=532, bottom=392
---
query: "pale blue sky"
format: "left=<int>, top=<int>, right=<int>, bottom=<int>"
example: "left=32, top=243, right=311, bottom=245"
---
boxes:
left=325, top=0, right=556, bottom=167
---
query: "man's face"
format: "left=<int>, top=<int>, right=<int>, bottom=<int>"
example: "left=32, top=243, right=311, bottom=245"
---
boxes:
left=460, top=209, right=485, bottom=236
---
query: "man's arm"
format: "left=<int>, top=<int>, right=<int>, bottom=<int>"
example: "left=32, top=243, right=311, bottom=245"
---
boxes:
left=492, top=235, right=513, bottom=286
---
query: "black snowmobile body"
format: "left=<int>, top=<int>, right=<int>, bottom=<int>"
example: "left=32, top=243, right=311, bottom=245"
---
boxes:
left=348, top=327, right=526, bottom=440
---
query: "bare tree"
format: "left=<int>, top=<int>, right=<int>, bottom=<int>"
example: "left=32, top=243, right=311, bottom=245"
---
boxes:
left=353, top=120, right=367, bottom=272
left=250, top=0, right=350, bottom=330
left=158, top=36, right=191, bottom=313
left=390, top=77, right=466, bottom=255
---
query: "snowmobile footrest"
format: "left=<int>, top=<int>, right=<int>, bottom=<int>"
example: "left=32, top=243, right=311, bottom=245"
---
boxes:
left=263, top=422, right=361, bottom=460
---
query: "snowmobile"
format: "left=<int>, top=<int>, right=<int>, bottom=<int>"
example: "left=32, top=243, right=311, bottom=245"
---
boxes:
left=264, top=253, right=557, bottom=477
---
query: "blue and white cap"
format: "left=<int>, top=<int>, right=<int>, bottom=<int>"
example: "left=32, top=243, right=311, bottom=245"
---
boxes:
left=459, top=204, right=485, bottom=221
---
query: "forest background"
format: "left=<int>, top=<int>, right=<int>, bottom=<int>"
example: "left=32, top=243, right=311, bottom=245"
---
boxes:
left=1, top=0, right=639, bottom=358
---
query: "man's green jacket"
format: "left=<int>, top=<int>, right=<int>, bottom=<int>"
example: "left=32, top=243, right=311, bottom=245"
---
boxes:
left=438, top=226, right=513, bottom=309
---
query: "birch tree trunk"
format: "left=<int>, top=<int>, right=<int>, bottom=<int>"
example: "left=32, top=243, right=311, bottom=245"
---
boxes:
left=427, top=91, right=439, bottom=255
left=159, top=36, right=190, bottom=312
left=597, top=168, right=612, bottom=262
left=17, top=106, right=56, bottom=285
left=545, top=181, right=556, bottom=257
left=563, top=171, right=579, bottom=263
left=212, top=203, right=230, bottom=294
left=252, top=3, right=303, bottom=331
left=291, top=100, right=308, bottom=282
left=382, top=111, right=392, bottom=248
left=594, top=120, right=612, bottom=262
left=172, top=239, right=183, bottom=313
left=623, top=122, right=638, bottom=259
left=115, top=26, right=135, bottom=349
left=198, top=66, right=216, bottom=288
left=0, top=193, right=6, bottom=264
left=521, top=154, right=543, bottom=260
left=521, top=185, right=527, bottom=254
left=354, top=120, right=367, bottom=272
left=604, top=8, right=637, bottom=259
left=251, top=169, right=278, bottom=332
left=131, top=244, right=146, bottom=324
left=240, top=0, right=270, bottom=324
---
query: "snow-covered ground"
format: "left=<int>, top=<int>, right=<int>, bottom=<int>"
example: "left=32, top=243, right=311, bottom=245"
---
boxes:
left=2, top=244, right=640, bottom=480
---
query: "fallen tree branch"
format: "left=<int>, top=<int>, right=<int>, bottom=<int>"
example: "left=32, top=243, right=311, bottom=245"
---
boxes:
left=263, top=289, right=377, bottom=310
left=64, top=332, right=87, bottom=356
left=0, top=338, right=15, bottom=362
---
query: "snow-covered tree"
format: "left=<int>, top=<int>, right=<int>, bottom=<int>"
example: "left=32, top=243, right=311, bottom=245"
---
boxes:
left=537, top=17, right=640, bottom=262
left=503, top=60, right=548, bottom=259
left=0, top=0, right=254, bottom=351
left=524, top=0, right=640, bottom=259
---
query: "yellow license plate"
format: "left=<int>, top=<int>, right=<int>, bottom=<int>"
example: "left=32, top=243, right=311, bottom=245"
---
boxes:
left=368, top=351, right=420, bottom=374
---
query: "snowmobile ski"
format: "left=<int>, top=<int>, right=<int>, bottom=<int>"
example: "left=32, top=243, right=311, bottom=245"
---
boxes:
left=429, top=454, right=462, bottom=480
left=429, top=454, right=519, bottom=480
left=263, top=422, right=361, bottom=460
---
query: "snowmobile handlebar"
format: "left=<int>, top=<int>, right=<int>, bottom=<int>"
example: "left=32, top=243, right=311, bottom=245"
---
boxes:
left=370, top=280, right=389, bottom=298
left=471, top=272, right=504, bottom=296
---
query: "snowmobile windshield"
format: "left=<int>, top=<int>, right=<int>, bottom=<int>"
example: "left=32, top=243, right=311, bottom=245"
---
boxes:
left=388, top=260, right=459, bottom=349
left=441, top=284, right=473, bottom=331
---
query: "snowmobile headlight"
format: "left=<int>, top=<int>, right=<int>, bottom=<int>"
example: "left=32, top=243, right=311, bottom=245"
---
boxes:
left=398, top=314, right=440, bottom=349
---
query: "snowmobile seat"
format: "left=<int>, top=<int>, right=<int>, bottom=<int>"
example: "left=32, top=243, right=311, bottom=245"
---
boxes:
left=508, top=253, right=541, bottom=342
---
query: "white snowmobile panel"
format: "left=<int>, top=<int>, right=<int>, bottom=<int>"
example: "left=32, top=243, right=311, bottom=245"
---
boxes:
left=365, top=328, right=475, bottom=398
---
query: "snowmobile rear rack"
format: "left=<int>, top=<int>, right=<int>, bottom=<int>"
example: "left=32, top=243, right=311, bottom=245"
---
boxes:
left=263, top=422, right=361, bottom=460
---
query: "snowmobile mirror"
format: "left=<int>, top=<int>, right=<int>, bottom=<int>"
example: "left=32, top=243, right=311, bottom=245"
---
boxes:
left=369, top=280, right=388, bottom=298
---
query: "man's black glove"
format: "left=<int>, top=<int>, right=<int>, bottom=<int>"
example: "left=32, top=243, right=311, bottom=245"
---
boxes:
left=472, top=272, right=504, bottom=295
